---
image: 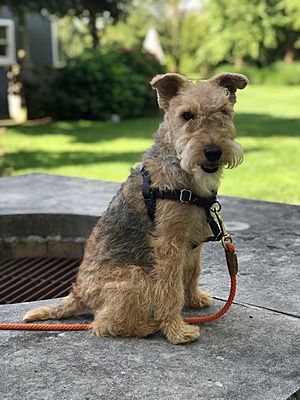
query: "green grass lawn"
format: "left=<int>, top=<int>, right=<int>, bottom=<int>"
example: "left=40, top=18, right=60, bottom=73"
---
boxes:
left=0, top=85, right=299, bottom=204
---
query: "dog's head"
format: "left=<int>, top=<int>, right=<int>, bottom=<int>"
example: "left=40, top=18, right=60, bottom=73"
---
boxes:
left=151, top=72, right=248, bottom=194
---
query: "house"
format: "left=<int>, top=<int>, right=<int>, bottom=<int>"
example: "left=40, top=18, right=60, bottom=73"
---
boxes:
left=0, top=6, right=59, bottom=119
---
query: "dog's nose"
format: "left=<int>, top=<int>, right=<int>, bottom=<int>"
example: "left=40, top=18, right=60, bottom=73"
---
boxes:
left=204, top=147, right=222, bottom=162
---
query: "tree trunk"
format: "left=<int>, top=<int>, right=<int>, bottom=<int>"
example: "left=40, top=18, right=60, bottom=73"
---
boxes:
left=234, top=58, right=243, bottom=68
left=10, top=9, right=30, bottom=117
left=88, top=11, right=100, bottom=49
left=171, top=1, right=184, bottom=73
left=284, top=31, right=297, bottom=64
left=17, top=10, right=31, bottom=66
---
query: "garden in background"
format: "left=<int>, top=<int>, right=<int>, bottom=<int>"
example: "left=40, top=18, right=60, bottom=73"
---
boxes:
left=1, top=84, right=299, bottom=205
left=0, top=0, right=299, bottom=205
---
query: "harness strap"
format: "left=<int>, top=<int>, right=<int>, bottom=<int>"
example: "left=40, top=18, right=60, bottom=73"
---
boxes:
left=141, top=167, right=156, bottom=220
left=141, top=167, right=222, bottom=242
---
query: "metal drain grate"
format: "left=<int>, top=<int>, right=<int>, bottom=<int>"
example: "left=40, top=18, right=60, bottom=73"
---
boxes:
left=0, top=257, right=81, bottom=304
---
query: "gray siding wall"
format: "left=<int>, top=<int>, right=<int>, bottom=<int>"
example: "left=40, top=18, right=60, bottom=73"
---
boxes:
left=0, top=7, right=54, bottom=66
left=0, top=67, right=8, bottom=117
left=0, top=7, right=13, bottom=116
left=26, top=14, right=54, bottom=66
left=0, top=6, right=56, bottom=117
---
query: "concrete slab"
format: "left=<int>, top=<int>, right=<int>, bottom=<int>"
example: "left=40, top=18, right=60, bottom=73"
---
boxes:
left=0, top=173, right=299, bottom=399
left=201, top=197, right=300, bottom=317
left=0, top=173, right=299, bottom=315
left=0, top=173, right=120, bottom=216
left=0, top=299, right=299, bottom=400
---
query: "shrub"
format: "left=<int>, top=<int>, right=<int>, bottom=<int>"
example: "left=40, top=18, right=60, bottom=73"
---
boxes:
left=213, top=62, right=300, bottom=85
left=22, top=48, right=165, bottom=120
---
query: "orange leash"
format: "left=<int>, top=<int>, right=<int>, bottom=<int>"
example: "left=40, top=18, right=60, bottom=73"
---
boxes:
left=0, top=277, right=236, bottom=331
left=0, top=208, right=238, bottom=332
left=183, top=275, right=236, bottom=324
left=0, top=323, right=91, bottom=331
left=0, top=275, right=236, bottom=330
left=0, top=244, right=237, bottom=331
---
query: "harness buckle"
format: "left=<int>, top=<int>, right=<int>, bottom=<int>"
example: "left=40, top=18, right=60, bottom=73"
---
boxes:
left=179, top=189, right=192, bottom=203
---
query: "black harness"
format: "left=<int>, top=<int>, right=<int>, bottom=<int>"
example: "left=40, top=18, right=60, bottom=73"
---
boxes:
left=141, top=167, right=223, bottom=244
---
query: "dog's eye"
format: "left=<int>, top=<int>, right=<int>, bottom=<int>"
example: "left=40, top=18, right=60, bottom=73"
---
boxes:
left=182, top=112, right=195, bottom=121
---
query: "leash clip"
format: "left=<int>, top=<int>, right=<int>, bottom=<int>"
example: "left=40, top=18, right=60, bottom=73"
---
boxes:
left=210, top=203, right=233, bottom=249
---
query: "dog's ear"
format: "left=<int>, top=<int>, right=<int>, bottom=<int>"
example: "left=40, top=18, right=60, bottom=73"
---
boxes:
left=150, top=73, right=189, bottom=110
left=210, top=72, right=249, bottom=103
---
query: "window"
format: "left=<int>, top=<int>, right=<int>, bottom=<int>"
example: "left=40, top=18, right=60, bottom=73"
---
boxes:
left=0, top=19, right=16, bottom=66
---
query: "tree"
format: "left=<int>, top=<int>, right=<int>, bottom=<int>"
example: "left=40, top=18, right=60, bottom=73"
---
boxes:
left=161, top=0, right=207, bottom=74
left=73, top=0, right=134, bottom=49
left=195, top=0, right=280, bottom=67
left=276, top=0, right=300, bottom=63
left=195, top=0, right=300, bottom=68
left=101, top=0, right=206, bottom=74
left=0, top=0, right=134, bottom=50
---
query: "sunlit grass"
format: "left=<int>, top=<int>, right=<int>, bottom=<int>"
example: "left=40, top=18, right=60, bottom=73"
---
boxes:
left=0, top=85, right=299, bottom=204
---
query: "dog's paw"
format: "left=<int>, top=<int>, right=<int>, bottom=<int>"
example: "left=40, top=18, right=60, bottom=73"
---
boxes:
left=187, top=289, right=213, bottom=308
left=23, top=306, right=54, bottom=322
left=163, top=319, right=200, bottom=344
left=91, top=321, right=109, bottom=337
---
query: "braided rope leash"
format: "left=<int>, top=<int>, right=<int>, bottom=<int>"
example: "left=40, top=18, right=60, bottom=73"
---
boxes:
left=184, top=242, right=237, bottom=324
left=0, top=323, right=91, bottom=331
left=0, top=209, right=238, bottom=331
left=0, top=244, right=238, bottom=331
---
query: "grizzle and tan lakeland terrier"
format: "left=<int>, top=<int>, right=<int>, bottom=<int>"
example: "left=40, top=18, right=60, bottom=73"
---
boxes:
left=24, top=72, right=248, bottom=344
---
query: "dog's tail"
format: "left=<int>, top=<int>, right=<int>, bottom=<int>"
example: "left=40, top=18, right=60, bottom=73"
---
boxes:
left=23, top=292, right=85, bottom=323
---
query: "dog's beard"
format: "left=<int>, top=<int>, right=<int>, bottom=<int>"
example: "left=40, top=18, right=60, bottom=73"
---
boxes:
left=191, top=166, right=222, bottom=197
left=176, top=137, right=244, bottom=196
left=221, top=139, right=244, bottom=169
left=177, top=137, right=244, bottom=172
left=178, top=141, right=222, bottom=196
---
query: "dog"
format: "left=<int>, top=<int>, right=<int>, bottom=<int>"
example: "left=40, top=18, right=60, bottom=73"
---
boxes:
left=24, top=72, right=248, bottom=344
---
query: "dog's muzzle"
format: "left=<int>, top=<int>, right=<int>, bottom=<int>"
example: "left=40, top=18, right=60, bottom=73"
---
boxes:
left=201, top=164, right=219, bottom=173
left=201, top=147, right=222, bottom=173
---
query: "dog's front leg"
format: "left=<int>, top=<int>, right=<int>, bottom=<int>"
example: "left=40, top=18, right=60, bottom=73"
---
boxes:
left=151, top=233, right=200, bottom=344
left=184, top=247, right=212, bottom=308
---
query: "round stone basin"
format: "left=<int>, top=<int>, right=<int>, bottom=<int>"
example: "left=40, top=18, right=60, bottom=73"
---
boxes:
left=0, top=213, right=96, bottom=304
left=0, top=173, right=120, bottom=304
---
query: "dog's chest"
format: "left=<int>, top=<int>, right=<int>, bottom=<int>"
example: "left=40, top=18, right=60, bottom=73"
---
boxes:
left=187, top=206, right=211, bottom=245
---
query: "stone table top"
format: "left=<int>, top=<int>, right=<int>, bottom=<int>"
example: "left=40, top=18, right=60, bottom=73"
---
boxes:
left=0, top=173, right=120, bottom=216
left=0, top=173, right=299, bottom=400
